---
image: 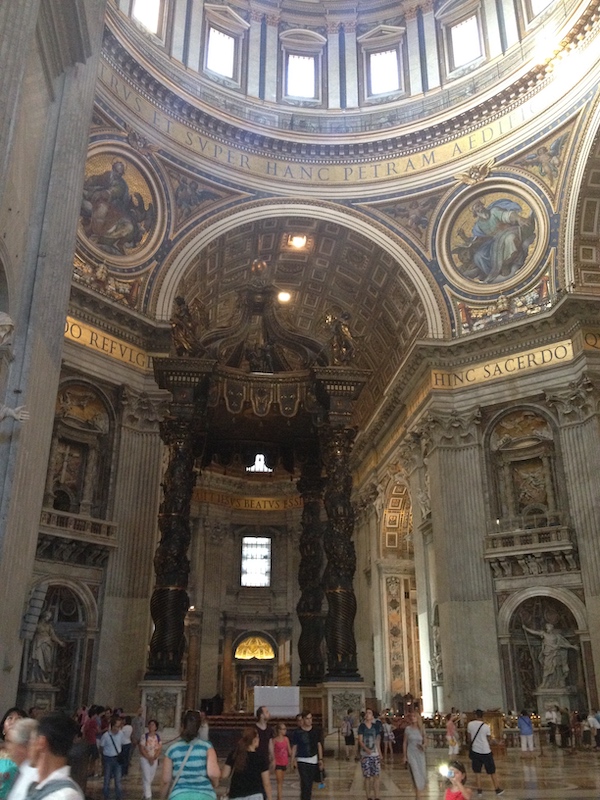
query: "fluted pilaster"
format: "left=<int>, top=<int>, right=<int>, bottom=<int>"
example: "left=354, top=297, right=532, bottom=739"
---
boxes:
left=419, top=407, right=503, bottom=709
left=546, top=377, right=600, bottom=596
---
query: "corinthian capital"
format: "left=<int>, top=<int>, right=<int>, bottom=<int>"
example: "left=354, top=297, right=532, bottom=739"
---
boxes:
left=420, top=408, right=481, bottom=449
left=121, top=386, right=168, bottom=431
left=545, top=376, right=598, bottom=423
left=397, top=432, right=423, bottom=473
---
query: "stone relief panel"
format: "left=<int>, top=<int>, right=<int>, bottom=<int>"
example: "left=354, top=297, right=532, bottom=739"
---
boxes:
left=385, top=575, right=419, bottom=699
left=488, top=409, right=558, bottom=521
left=46, top=382, right=114, bottom=518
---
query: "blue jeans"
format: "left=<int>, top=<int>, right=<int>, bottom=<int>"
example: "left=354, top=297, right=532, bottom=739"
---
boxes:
left=103, top=755, right=122, bottom=800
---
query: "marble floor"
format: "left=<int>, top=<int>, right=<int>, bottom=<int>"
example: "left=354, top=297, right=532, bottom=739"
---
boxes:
left=87, top=739, right=600, bottom=800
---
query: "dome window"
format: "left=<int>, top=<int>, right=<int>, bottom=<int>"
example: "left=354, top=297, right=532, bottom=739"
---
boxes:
left=280, top=29, right=327, bottom=105
left=132, top=0, right=164, bottom=37
left=358, top=26, right=406, bottom=102
left=203, top=4, right=250, bottom=88
left=528, top=0, right=553, bottom=17
left=437, top=1, right=486, bottom=76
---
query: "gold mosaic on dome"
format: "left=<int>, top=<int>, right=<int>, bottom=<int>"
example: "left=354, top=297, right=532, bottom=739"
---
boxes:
left=437, top=183, right=548, bottom=295
left=235, top=636, right=275, bottom=660
left=514, top=131, right=570, bottom=189
left=79, top=151, right=161, bottom=263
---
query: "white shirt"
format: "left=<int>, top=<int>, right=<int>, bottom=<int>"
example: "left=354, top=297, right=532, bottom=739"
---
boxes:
left=100, top=730, right=123, bottom=756
left=467, top=720, right=491, bottom=754
left=7, top=762, right=37, bottom=800
left=121, top=725, right=133, bottom=745
left=33, top=766, right=83, bottom=800
left=587, top=715, right=600, bottom=730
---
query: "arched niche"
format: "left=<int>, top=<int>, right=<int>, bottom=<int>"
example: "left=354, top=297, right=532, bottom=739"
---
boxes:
left=44, top=380, right=116, bottom=518
left=486, top=407, right=563, bottom=526
left=231, top=630, right=278, bottom=712
left=18, top=578, right=99, bottom=711
left=500, top=591, right=588, bottom=714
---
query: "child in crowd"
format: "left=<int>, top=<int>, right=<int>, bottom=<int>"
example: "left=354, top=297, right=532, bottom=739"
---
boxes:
left=273, top=723, right=292, bottom=800
left=444, top=760, right=472, bottom=800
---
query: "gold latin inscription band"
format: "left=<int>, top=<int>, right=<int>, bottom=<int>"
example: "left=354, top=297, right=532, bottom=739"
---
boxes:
left=431, top=339, right=574, bottom=389
left=64, top=316, right=152, bottom=372
left=194, top=487, right=303, bottom=511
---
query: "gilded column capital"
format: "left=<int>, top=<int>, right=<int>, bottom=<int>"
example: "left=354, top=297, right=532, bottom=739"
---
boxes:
left=419, top=408, right=482, bottom=449
left=545, top=375, right=599, bottom=424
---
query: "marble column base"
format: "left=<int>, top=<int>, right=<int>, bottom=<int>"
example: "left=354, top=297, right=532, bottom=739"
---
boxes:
left=299, top=681, right=369, bottom=734
left=139, top=679, right=186, bottom=741
left=19, top=683, right=59, bottom=712
left=534, top=686, right=577, bottom=716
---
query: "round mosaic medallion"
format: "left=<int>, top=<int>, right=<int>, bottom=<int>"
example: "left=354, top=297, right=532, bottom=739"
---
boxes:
left=437, top=183, right=548, bottom=295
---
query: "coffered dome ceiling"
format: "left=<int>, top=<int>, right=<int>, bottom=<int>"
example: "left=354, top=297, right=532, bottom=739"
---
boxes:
left=72, top=1, right=600, bottom=433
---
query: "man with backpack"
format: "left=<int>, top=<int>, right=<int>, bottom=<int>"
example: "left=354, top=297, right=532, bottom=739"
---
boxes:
left=26, top=713, right=84, bottom=800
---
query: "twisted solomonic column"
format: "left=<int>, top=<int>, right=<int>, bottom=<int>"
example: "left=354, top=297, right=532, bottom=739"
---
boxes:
left=147, top=418, right=196, bottom=677
left=320, top=425, right=360, bottom=679
left=296, top=470, right=325, bottom=685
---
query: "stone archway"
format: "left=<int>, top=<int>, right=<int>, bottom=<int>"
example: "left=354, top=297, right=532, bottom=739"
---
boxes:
left=233, top=632, right=277, bottom=712
left=504, top=594, right=586, bottom=714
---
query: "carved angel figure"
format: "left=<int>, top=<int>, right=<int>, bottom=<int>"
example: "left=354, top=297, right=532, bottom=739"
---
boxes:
left=325, top=311, right=357, bottom=365
left=169, top=296, right=207, bottom=357
left=0, top=312, right=14, bottom=346
left=454, top=158, right=495, bottom=185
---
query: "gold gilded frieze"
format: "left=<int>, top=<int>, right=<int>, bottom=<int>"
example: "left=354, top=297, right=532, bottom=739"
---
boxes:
left=194, top=487, right=302, bottom=511
left=97, top=41, right=599, bottom=191
left=64, top=315, right=152, bottom=371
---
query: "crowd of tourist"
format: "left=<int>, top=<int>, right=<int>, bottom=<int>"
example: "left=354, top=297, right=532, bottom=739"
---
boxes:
left=3, top=701, right=600, bottom=800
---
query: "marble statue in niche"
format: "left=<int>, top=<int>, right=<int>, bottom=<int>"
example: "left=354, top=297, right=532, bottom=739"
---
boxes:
left=522, top=622, right=578, bottom=689
left=450, top=193, right=536, bottom=284
left=29, top=610, right=66, bottom=683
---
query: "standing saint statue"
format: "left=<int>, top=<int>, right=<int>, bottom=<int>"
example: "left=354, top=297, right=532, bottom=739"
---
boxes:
left=29, top=610, right=66, bottom=683
left=522, top=623, right=578, bottom=688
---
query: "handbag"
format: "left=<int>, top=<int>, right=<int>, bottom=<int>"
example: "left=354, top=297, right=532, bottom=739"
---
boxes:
left=109, top=735, right=126, bottom=767
left=468, top=723, right=485, bottom=759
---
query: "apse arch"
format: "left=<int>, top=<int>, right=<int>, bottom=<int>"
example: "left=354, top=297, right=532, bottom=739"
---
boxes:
left=564, top=95, right=600, bottom=287
left=154, top=200, right=446, bottom=339
left=497, top=586, right=588, bottom=637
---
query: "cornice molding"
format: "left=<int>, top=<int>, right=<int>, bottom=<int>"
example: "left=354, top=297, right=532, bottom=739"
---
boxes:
left=103, top=3, right=600, bottom=157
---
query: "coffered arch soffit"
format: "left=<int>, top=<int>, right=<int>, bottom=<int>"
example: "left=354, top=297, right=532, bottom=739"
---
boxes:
left=152, top=202, right=445, bottom=366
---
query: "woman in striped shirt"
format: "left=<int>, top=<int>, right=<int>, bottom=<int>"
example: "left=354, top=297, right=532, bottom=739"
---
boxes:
left=160, top=711, right=220, bottom=800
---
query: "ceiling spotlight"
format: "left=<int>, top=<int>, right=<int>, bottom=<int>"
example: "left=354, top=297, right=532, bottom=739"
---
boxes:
left=288, top=234, right=307, bottom=249
left=278, top=291, right=291, bottom=303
